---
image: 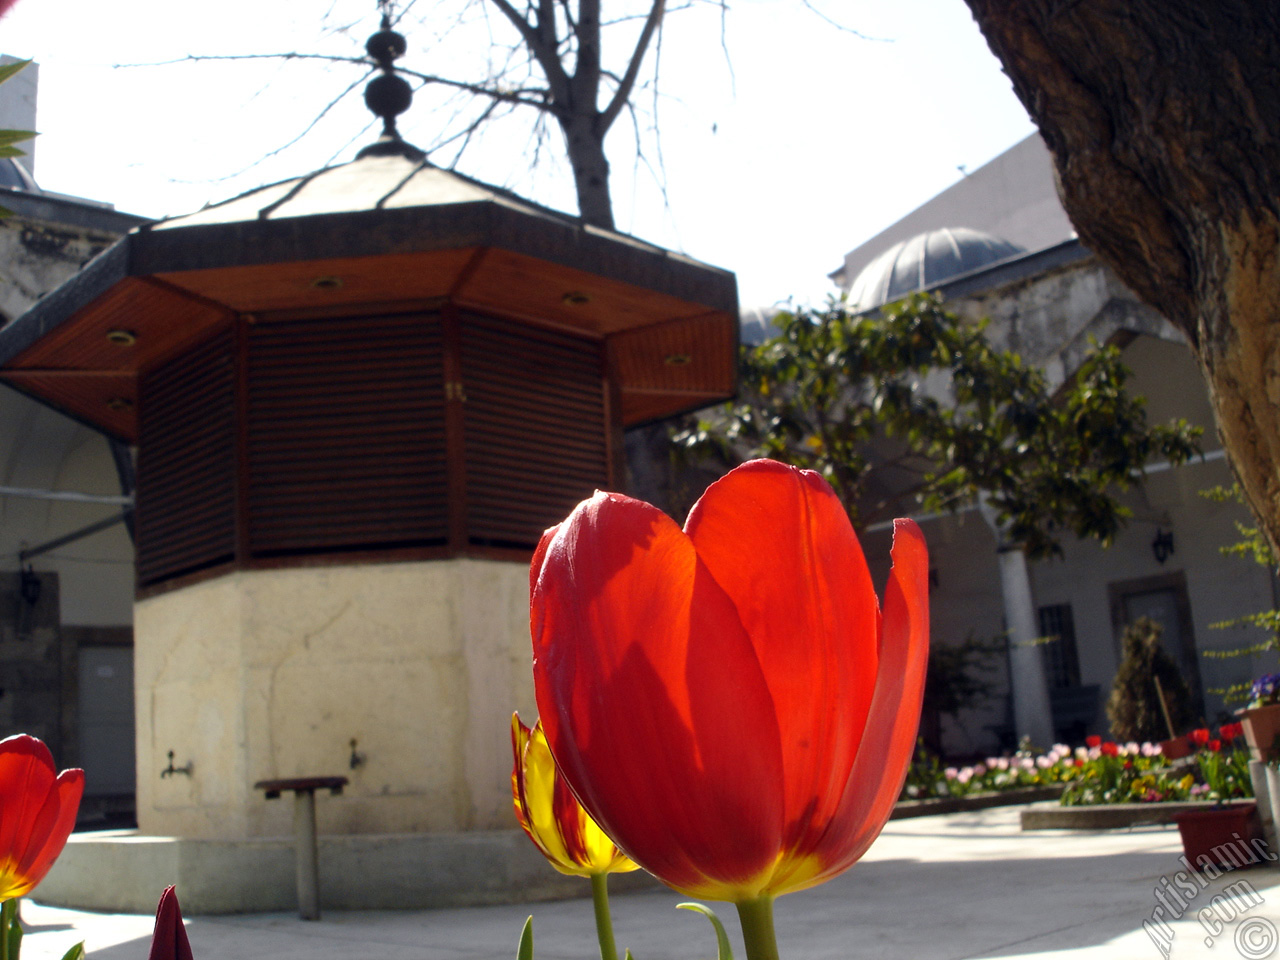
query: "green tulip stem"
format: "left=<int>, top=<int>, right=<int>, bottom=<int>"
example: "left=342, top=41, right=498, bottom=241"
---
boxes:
left=735, top=896, right=781, bottom=960
left=590, top=873, right=620, bottom=960
left=1, top=897, right=15, bottom=960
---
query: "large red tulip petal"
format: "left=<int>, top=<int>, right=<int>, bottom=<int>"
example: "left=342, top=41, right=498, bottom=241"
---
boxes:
left=0, top=735, right=56, bottom=860
left=0, top=735, right=81, bottom=898
left=530, top=522, right=560, bottom=602
left=685, top=460, right=880, bottom=856
left=12, top=768, right=83, bottom=895
left=775, top=518, right=929, bottom=892
left=532, top=491, right=786, bottom=897
left=148, top=886, right=194, bottom=960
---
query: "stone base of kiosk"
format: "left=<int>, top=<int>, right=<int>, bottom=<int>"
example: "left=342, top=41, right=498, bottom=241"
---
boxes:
left=37, top=828, right=661, bottom=915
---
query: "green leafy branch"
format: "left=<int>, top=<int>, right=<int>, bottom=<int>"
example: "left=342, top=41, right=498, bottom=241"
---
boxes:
left=673, top=294, right=1202, bottom=558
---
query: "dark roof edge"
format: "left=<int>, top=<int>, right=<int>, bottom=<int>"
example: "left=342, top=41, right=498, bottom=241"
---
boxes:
left=0, top=188, right=151, bottom=234
left=131, top=203, right=737, bottom=314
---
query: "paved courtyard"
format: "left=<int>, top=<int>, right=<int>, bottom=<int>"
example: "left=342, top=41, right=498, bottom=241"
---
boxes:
left=22, top=807, right=1280, bottom=960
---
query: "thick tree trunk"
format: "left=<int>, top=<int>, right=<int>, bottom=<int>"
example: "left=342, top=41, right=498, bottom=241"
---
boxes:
left=560, top=114, right=615, bottom=231
left=963, top=1, right=1280, bottom=552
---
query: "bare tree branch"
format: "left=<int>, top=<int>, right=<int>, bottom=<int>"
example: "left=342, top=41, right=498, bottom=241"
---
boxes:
left=114, top=51, right=367, bottom=70
left=397, top=65, right=553, bottom=110
left=487, top=0, right=571, bottom=101
left=799, top=0, right=885, bottom=41
left=600, top=0, right=665, bottom=132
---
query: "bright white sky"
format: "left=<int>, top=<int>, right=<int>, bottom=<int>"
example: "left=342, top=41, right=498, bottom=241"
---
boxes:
left=0, top=0, right=1034, bottom=310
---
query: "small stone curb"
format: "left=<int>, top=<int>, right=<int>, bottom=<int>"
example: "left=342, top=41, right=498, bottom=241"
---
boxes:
left=1020, top=800, right=1211, bottom=830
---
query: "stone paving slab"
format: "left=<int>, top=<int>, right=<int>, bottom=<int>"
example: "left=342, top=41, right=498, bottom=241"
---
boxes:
left=21, top=807, right=1280, bottom=960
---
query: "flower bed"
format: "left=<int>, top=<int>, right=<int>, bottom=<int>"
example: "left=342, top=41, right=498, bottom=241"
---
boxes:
left=902, top=726, right=1253, bottom=809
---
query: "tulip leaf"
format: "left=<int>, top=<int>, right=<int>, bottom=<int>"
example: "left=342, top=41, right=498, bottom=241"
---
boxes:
left=0, top=130, right=36, bottom=149
left=0, top=60, right=30, bottom=87
left=58, top=943, right=84, bottom=960
left=517, top=915, right=534, bottom=960
left=677, top=903, right=734, bottom=960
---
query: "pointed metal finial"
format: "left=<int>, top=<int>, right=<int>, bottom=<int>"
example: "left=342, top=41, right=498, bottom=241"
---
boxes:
left=357, top=0, right=425, bottom=160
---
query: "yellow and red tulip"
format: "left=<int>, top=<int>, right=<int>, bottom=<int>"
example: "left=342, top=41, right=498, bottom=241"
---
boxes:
left=0, top=734, right=83, bottom=901
left=530, top=459, right=929, bottom=903
left=511, top=714, right=638, bottom=878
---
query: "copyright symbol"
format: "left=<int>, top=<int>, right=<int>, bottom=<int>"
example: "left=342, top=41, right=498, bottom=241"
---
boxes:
left=1236, top=917, right=1279, bottom=959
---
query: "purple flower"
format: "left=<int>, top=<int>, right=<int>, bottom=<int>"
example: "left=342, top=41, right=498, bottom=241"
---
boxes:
left=1250, top=673, right=1280, bottom=706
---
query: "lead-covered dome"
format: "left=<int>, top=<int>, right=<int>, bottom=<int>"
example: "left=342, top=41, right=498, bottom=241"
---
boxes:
left=847, top=227, right=1024, bottom=312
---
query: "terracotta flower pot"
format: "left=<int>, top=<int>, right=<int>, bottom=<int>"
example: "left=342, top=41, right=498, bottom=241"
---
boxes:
left=1173, top=803, right=1262, bottom=871
left=1240, top=703, right=1280, bottom=762
left=1159, top=736, right=1192, bottom=760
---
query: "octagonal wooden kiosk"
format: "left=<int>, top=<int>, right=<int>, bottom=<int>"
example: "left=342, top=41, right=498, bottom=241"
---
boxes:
left=0, top=151, right=737, bottom=909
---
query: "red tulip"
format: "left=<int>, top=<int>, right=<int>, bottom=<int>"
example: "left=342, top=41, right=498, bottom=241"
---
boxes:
left=0, top=734, right=83, bottom=900
left=530, top=459, right=929, bottom=902
left=1190, top=728, right=1210, bottom=746
left=1085, top=735, right=1102, bottom=748
left=1219, top=722, right=1244, bottom=741
left=1100, top=742, right=1119, bottom=757
left=1208, top=739, right=1223, bottom=753
left=147, top=886, right=194, bottom=960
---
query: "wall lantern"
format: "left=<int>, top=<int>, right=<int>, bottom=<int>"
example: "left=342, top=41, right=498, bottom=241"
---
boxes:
left=1152, top=528, right=1175, bottom=564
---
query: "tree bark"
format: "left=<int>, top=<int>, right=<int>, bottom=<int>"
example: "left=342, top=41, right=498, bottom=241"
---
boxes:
left=560, top=113, right=615, bottom=230
left=963, top=1, right=1280, bottom=552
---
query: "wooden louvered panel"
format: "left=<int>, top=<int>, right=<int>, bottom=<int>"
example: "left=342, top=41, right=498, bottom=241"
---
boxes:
left=245, top=313, right=448, bottom=557
left=460, top=312, right=607, bottom=548
left=135, top=328, right=237, bottom=587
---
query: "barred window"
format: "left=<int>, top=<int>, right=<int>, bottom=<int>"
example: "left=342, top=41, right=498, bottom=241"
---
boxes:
left=1038, top=603, right=1082, bottom=689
